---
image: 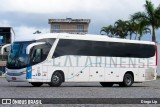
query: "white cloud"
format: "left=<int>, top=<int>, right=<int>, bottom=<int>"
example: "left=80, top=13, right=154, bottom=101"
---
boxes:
left=0, top=0, right=160, bottom=41
left=0, top=21, right=48, bottom=38
left=1, top=0, right=159, bottom=14
left=0, top=20, right=11, bottom=27
left=0, top=0, right=105, bottom=13
left=14, top=26, right=49, bottom=39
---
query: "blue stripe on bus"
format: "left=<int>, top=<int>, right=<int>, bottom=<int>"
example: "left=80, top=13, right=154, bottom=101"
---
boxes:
left=26, top=66, right=32, bottom=79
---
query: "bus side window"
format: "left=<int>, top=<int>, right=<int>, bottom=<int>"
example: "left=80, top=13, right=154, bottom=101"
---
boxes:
left=32, top=48, right=42, bottom=63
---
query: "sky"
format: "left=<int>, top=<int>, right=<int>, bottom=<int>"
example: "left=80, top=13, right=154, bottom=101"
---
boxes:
left=0, top=0, right=160, bottom=42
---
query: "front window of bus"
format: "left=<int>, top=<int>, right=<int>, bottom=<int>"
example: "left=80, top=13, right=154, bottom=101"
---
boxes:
left=7, top=41, right=33, bottom=69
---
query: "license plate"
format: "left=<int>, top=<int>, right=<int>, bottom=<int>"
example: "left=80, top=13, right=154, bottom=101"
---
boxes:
left=12, top=77, right=16, bottom=80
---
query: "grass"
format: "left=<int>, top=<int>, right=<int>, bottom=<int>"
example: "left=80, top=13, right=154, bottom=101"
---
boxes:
left=0, top=76, right=5, bottom=78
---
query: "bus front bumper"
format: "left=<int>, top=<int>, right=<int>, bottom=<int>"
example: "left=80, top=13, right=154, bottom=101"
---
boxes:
left=5, top=68, right=28, bottom=82
left=5, top=74, right=27, bottom=82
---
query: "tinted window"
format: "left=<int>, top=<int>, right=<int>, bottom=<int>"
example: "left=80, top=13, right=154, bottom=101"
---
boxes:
left=53, top=39, right=155, bottom=58
left=30, top=44, right=51, bottom=65
left=32, top=48, right=42, bottom=63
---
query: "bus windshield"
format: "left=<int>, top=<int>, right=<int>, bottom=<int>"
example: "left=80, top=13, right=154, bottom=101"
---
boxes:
left=7, top=41, right=33, bottom=69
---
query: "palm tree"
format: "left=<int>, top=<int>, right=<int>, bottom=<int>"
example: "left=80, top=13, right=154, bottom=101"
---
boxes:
left=100, top=25, right=115, bottom=37
left=100, top=19, right=151, bottom=40
left=114, top=19, right=128, bottom=39
left=126, top=21, right=137, bottom=40
left=131, top=0, right=160, bottom=42
left=138, top=27, right=151, bottom=40
left=127, top=20, right=151, bottom=40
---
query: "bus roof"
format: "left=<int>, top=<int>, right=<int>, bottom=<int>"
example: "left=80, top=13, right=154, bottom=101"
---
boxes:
left=15, top=33, right=155, bottom=45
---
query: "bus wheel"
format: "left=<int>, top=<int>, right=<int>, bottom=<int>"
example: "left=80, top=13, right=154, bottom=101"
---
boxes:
left=30, top=82, right=43, bottom=87
left=49, top=72, right=63, bottom=87
left=119, top=73, right=133, bottom=87
left=100, top=82, right=114, bottom=87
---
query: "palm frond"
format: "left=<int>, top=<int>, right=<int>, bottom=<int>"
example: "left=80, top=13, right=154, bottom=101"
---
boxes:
left=155, top=5, right=160, bottom=18
left=144, top=0, right=155, bottom=20
left=131, top=12, right=149, bottom=22
left=154, top=5, right=160, bottom=28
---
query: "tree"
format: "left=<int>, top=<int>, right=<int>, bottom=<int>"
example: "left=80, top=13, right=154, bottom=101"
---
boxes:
left=138, top=27, right=151, bottom=40
left=125, top=21, right=137, bottom=40
left=114, top=19, right=129, bottom=39
left=131, top=0, right=160, bottom=42
left=128, top=20, right=151, bottom=40
left=33, top=30, right=41, bottom=34
left=100, top=19, right=151, bottom=40
left=100, top=25, right=115, bottom=37
left=101, top=20, right=136, bottom=39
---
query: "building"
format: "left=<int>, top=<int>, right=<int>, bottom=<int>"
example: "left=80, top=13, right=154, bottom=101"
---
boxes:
left=48, top=18, right=90, bottom=34
left=0, top=27, right=15, bottom=74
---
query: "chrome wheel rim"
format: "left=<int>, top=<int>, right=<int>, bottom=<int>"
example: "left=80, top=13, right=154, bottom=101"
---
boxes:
left=126, top=76, right=131, bottom=85
left=52, top=75, right=59, bottom=83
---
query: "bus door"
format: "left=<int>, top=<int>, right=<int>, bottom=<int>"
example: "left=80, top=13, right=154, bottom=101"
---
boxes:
left=28, top=48, right=43, bottom=81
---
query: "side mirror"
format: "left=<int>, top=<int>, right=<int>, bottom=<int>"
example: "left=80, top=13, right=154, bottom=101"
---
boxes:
left=1, top=44, right=11, bottom=55
left=26, top=42, right=45, bottom=54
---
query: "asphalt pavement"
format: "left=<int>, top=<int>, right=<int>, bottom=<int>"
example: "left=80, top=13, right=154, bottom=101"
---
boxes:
left=0, top=78, right=160, bottom=107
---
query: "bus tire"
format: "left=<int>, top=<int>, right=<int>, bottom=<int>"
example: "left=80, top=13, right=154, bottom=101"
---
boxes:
left=100, top=82, right=114, bottom=87
left=30, top=82, right=43, bottom=87
left=119, top=73, right=133, bottom=87
left=49, top=72, right=63, bottom=87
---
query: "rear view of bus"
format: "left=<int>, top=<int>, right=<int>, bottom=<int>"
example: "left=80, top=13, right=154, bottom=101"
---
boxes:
left=146, top=43, right=158, bottom=81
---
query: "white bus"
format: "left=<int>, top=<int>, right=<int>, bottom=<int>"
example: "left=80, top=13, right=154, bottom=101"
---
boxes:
left=3, top=33, right=158, bottom=87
